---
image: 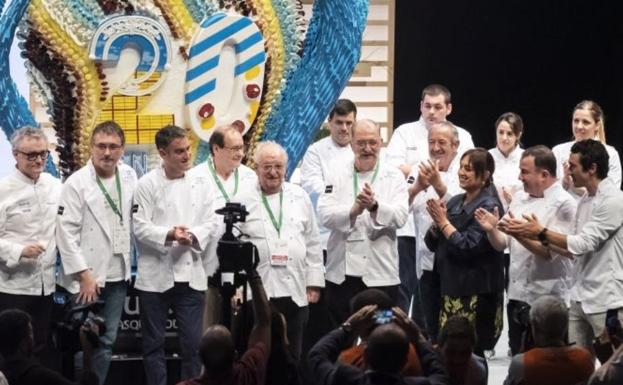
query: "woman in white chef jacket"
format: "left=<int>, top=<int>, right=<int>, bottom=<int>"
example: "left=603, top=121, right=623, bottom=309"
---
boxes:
left=489, top=112, right=525, bottom=211
left=553, top=100, right=622, bottom=199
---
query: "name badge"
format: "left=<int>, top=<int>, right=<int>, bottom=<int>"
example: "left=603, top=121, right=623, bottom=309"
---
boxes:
left=113, top=223, right=131, bottom=254
left=270, top=239, right=289, bottom=266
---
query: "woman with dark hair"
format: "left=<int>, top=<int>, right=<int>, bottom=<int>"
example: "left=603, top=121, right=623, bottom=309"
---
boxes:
left=424, top=148, right=504, bottom=356
left=489, top=112, right=524, bottom=209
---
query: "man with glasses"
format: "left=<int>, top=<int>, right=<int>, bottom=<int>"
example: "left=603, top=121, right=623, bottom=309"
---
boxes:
left=133, top=125, right=218, bottom=385
left=188, top=125, right=257, bottom=328
left=56, top=121, right=137, bottom=384
left=0, top=127, right=61, bottom=364
left=235, top=141, right=325, bottom=359
left=318, top=119, right=409, bottom=325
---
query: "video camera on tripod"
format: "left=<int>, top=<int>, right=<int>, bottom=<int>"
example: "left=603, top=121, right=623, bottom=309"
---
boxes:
left=210, top=202, right=259, bottom=329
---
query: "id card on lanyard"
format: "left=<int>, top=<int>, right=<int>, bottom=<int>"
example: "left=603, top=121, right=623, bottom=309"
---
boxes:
left=262, top=190, right=288, bottom=266
left=96, top=169, right=130, bottom=254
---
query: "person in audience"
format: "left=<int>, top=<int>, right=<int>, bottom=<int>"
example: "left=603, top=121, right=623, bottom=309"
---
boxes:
left=385, top=84, right=474, bottom=321
left=407, top=121, right=463, bottom=342
left=235, top=141, right=324, bottom=360
left=475, top=145, right=576, bottom=356
left=502, top=140, right=623, bottom=358
left=553, top=100, right=621, bottom=199
left=308, top=304, right=449, bottom=385
left=0, top=127, right=61, bottom=364
left=318, top=119, right=408, bottom=326
left=177, top=265, right=271, bottom=385
left=424, top=148, right=504, bottom=356
left=0, top=309, right=99, bottom=385
left=265, top=305, right=302, bottom=385
left=588, top=343, right=623, bottom=385
left=338, top=289, right=422, bottom=376
left=438, top=316, right=487, bottom=385
left=503, top=296, right=594, bottom=385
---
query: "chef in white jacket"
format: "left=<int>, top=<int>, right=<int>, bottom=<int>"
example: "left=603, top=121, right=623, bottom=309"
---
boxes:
left=187, top=125, right=256, bottom=328
left=132, top=125, right=218, bottom=385
left=235, top=141, right=324, bottom=359
left=56, top=121, right=137, bottom=385
left=318, top=119, right=409, bottom=325
left=0, top=127, right=61, bottom=359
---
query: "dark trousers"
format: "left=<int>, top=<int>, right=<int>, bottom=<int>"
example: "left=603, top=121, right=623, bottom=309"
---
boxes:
left=302, top=251, right=332, bottom=357
left=139, top=283, right=204, bottom=385
left=0, top=292, right=53, bottom=358
left=326, top=276, right=399, bottom=326
left=419, top=270, right=441, bottom=343
left=507, top=299, right=531, bottom=355
left=397, top=237, right=425, bottom=329
left=271, top=297, right=309, bottom=360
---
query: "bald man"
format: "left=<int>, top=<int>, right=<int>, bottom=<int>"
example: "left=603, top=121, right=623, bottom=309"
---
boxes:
left=318, top=119, right=409, bottom=325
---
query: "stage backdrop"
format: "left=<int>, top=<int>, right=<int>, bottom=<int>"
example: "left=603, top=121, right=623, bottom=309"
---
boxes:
left=395, top=0, right=623, bottom=175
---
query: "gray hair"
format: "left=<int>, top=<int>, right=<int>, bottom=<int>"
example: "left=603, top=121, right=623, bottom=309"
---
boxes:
left=529, top=295, right=568, bottom=341
left=430, top=121, right=459, bottom=145
left=10, top=126, right=48, bottom=150
left=253, top=141, right=288, bottom=165
left=351, top=118, right=380, bottom=137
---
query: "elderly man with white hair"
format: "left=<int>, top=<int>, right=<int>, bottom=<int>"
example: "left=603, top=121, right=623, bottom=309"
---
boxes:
left=0, top=127, right=61, bottom=361
left=318, top=119, right=409, bottom=326
left=234, top=141, right=325, bottom=359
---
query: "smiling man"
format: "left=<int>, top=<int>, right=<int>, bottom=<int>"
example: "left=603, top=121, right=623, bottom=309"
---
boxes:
left=132, top=125, right=219, bottom=385
left=57, top=121, right=138, bottom=384
left=0, top=127, right=61, bottom=364
left=318, top=119, right=409, bottom=327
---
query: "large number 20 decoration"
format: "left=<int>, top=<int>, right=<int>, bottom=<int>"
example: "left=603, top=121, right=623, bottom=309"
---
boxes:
left=185, top=13, right=267, bottom=141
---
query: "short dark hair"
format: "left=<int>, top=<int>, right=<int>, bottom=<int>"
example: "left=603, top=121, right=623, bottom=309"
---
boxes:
left=329, top=99, right=357, bottom=120
left=421, top=84, right=451, bottom=104
left=350, top=289, right=394, bottom=314
left=571, top=139, right=609, bottom=179
left=461, top=148, right=495, bottom=187
left=439, top=315, right=477, bottom=347
left=522, top=145, right=557, bottom=177
left=365, top=324, right=409, bottom=374
left=91, top=121, right=125, bottom=146
left=155, top=125, right=187, bottom=150
left=208, top=125, right=240, bottom=155
left=0, top=309, right=32, bottom=356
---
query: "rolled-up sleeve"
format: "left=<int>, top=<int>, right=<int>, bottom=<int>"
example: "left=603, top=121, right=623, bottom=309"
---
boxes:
left=567, top=195, right=623, bottom=256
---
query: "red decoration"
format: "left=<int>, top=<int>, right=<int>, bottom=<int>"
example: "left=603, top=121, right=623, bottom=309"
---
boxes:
left=231, top=120, right=245, bottom=132
left=245, top=84, right=261, bottom=99
left=198, top=103, right=215, bottom=118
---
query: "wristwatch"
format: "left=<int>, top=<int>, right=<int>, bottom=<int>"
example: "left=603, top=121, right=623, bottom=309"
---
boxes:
left=538, top=227, right=549, bottom=246
left=369, top=201, right=379, bottom=212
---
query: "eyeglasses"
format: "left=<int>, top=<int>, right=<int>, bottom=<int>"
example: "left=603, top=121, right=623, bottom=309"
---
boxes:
left=16, top=150, right=49, bottom=161
left=354, top=140, right=380, bottom=149
left=259, top=164, right=285, bottom=172
left=223, top=145, right=245, bottom=153
left=93, top=143, right=123, bottom=152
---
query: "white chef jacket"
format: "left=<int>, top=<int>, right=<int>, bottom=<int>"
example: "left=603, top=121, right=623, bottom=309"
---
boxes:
left=132, top=167, right=219, bottom=292
left=188, top=162, right=257, bottom=277
left=57, top=161, right=137, bottom=293
left=300, top=136, right=354, bottom=249
left=235, top=182, right=325, bottom=307
left=0, top=170, right=61, bottom=295
left=489, top=146, right=524, bottom=212
left=506, top=183, right=576, bottom=305
left=568, top=177, right=623, bottom=314
left=317, top=160, right=409, bottom=286
left=553, top=140, right=622, bottom=199
left=410, top=156, right=462, bottom=278
left=386, top=118, right=474, bottom=237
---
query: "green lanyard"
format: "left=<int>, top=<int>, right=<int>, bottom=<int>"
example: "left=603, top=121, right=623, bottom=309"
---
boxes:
left=261, top=190, right=283, bottom=237
left=96, top=168, right=123, bottom=224
left=353, top=161, right=380, bottom=199
left=207, top=156, right=239, bottom=202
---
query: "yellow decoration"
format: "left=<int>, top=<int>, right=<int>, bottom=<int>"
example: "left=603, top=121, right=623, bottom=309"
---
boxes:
left=201, top=116, right=215, bottom=130
left=248, top=101, right=259, bottom=123
left=245, top=66, right=261, bottom=80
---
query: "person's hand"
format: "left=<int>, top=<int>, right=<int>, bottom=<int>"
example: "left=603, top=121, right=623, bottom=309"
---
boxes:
left=350, top=199, right=365, bottom=218
left=426, top=198, right=448, bottom=225
left=76, top=270, right=99, bottom=304
left=391, top=306, right=424, bottom=342
left=474, top=207, right=500, bottom=232
left=425, top=160, right=443, bottom=190
left=168, top=226, right=193, bottom=245
left=20, top=243, right=45, bottom=260
left=306, top=287, right=321, bottom=304
left=399, top=164, right=412, bottom=178
left=359, top=183, right=376, bottom=210
left=499, top=212, right=543, bottom=239
left=345, top=304, right=378, bottom=335
left=502, top=187, right=513, bottom=205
